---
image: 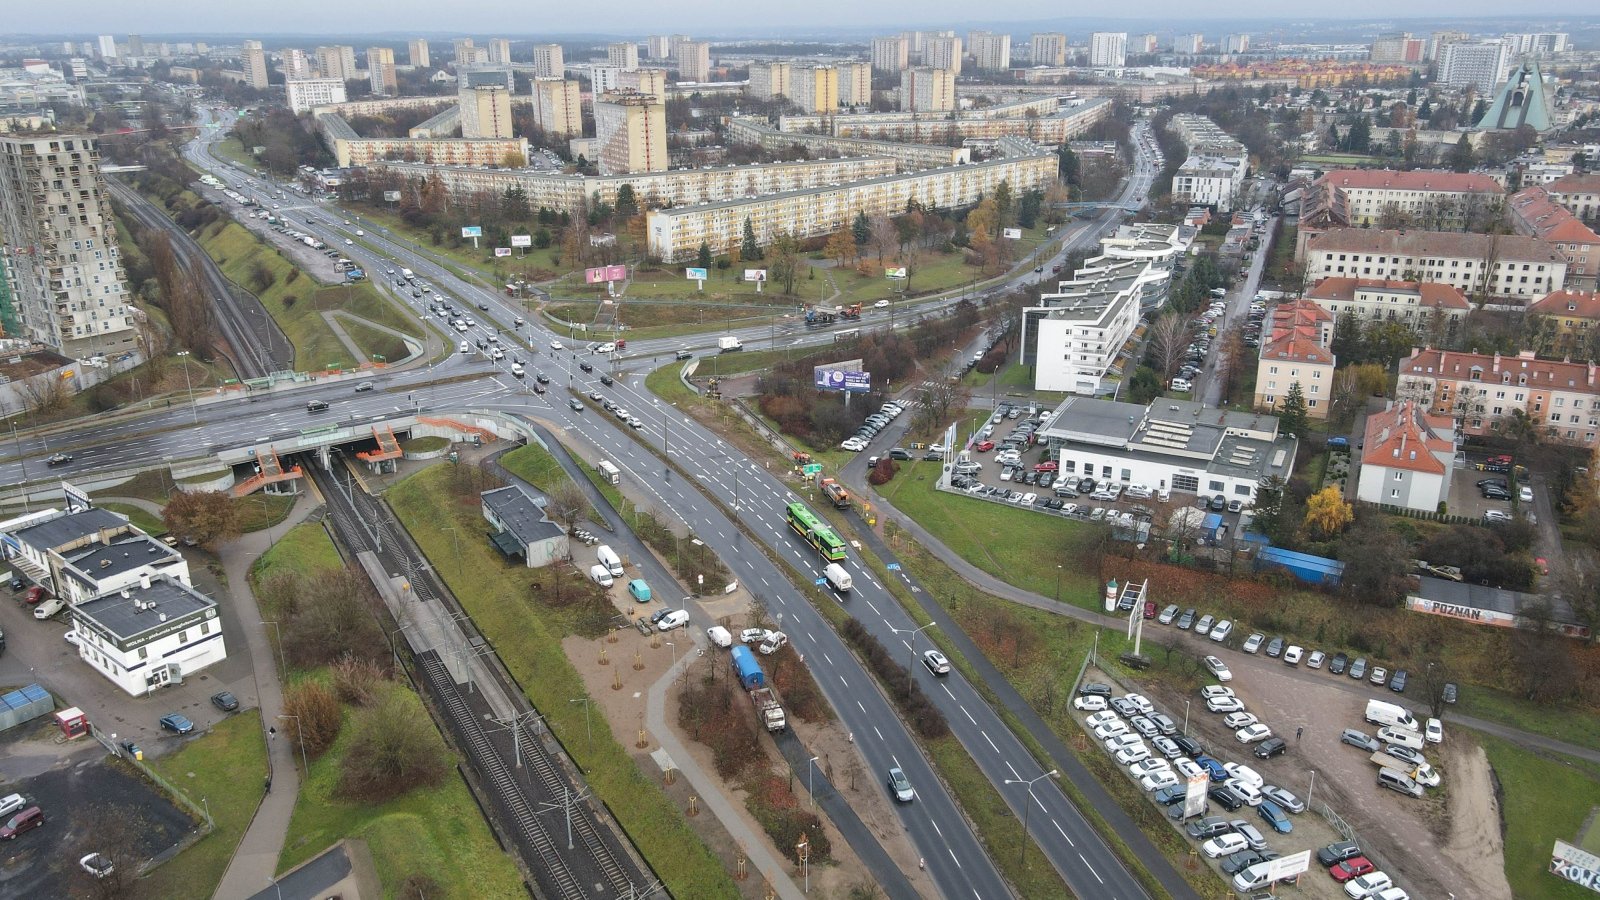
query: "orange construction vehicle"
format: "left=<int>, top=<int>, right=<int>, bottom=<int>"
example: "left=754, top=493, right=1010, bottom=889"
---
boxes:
left=820, top=477, right=851, bottom=508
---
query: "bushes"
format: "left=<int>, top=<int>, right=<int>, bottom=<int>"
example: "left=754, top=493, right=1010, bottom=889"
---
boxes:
left=335, top=691, right=450, bottom=802
left=678, top=676, right=762, bottom=779
left=282, top=680, right=344, bottom=758
left=839, top=618, right=948, bottom=739
left=256, top=567, right=389, bottom=671
left=743, top=773, right=832, bottom=864
left=867, top=457, right=899, bottom=486
left=766, top=646, right=830, bottom=723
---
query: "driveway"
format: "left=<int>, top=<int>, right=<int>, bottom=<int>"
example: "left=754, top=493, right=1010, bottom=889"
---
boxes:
left=1197, top=218, right=1276, bottom=409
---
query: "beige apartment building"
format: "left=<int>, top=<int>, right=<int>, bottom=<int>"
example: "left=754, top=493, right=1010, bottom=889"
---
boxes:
left=408, top=38, right=429, bottom=68
left=872, top=36, right=909, bottom=73
left=1398, top=348, right=1600, bottom=444
left=924, top=35, right=962, bottom=75
left=531, top=43, right=564, bottom=78
left=748, top=61, right=791, bottom=102
left=792, top=66, right=839, bottom=114
left=1303, top=229, right=1568, bottom=300
left=1030, top=33, right=1068, bottom=67
left=486, top=38, right=512, bottom=65
left=1253, top=300, right=1337, bottom=419
left=727, top=118, right=970, bottom=170
left=593, top=91, right=667, bottom=175
left=621, top=68, right=666, bottom=97
left=676, top=41, right=711, bottom=82
left=967, top=31, right=1012, bottom=71
left=607, top=42, right=639, bottom=70
left=315, top=45, right=357, bottom=81
left=1547, top=173, right=1600, bottom=222
left=899, top=67, right=955, bottom=112
left=316, top=112, right=527, bottom=167
left=1303, top=277, right=1470, bottom=335
left=1315, top=169, right=1504, bottom=227
left=531, top=78, right=582, bottom=139
left=645, top=152, right=1056, bottom=261
left=241, top=40, right=268, bottom=89
left=805, top=96, right=1111, bottom=143
left=461, top=85, right=513, bottom=139
left=0, top=134, right=140, bottom=358
left=837, top=62, right=872, bottom=107
left=366, top=47, right=397, bottom=95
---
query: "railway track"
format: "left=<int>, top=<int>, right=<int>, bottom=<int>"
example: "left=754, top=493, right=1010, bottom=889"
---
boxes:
left=514, top=716, right=634, bottom=895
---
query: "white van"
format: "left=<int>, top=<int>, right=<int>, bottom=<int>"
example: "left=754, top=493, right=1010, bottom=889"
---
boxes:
left=1170, top=379, right=1192, bottom=393
left=1378, top=725, right=1424, bottom=750
left=588, top=564, right=614, bottom=588
left=1365, top=699, right=1419, bottom=731
left=596, top=545, right=624, bottom=578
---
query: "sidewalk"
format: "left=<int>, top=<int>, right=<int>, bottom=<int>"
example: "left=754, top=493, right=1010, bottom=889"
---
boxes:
left=211, top=491, right=323, bottom=900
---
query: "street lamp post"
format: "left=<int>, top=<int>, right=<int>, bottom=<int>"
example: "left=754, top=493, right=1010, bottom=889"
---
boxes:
left=259, top=620, right=288, bottom=674
left=1004, top=769, right=1059, bottom=869
left=806, top=755, right=820, bottom=809
left=891, top=620, right=939, bottom=671
left=1055, top=564, right=1063, bottom=602
left=10, top=422, right=30, bottom=513
left=1183, top=699, right=1191, bottom=735
left=175, top=350, right=199, bottom=424
left=569, top=698, right=593, bottom=754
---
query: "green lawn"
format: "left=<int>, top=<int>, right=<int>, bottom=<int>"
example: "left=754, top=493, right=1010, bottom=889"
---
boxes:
left=336, top=316, right=415, bottom=364
left=101, top=503, right=167, bottom=536
left=498, top=442, right=608, bottom=524
left=277, top=683, right=524, bottom=898
left=1459, top=685, right=1600, bottom=752
left=348, top=204, right=564, bottom=284
left=386, top=463, right=738, bottom=899
left=140, top=713, right=269, bottom=899
left=1478, top=732, right=1600, bottom=900
left=235, top=493, right=297, bottom=534
left=250, top=522, right=342, bottom=586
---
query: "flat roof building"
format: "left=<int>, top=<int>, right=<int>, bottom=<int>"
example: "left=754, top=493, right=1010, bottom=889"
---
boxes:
left=872, top=36, right=909, bottom=73
left=531, top=43, right=564, bottom=79
left=593, top=90, right=667, bottom=175
left=676, top=41, right=711, bottom=83
left=72, top=574, right=226, bottom=697
left=1030, top=33, right=1068, bottom=67
left=286, top=78, right=346, bottom=114
left=531, top=78, right=582, bottom=139
left=408, top=38, right=430, bottom=69
left=899, top=67, right=954, bottom=112
left=366, top=47, right=397, bottom=95
left=241, top=40, right=268, bottom=90
left=481, top=486, right=569, bottom=568
left=1090, top=32, right=1128, bottom=68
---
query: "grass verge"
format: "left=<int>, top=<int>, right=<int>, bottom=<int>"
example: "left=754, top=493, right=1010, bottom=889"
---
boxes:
left=1478, top=732, right=1600, bottom=900
left=101, top=502, right=167, bottom=536
left=140, top=713, right=268, bottom=898
left=235, top=493, right=297, bottom=534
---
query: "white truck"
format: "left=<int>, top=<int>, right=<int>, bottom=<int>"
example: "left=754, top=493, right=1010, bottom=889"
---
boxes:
left=588, top=564, right=614, bottom=588
left=749, top=686, right=787, bottom=732
left=596, top=545, right=624, bottom=578
left=824, top=562, right=853, bottom=593
left=400, top=268, right=414, bottom=279
left=1364, top=698, right=1419, bottom=731
left=597, top=460, right=621, bottom=485
left=718, top=336, right=743, bottom=353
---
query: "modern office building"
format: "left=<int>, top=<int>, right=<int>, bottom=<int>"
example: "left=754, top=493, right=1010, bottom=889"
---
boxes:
left=967, top=31, right=1012, bottom=71
left=408, top=38, right=430, bottom=69
left=748, top=61, right=792, bottom=101
left=675, top=41, right=711, bottom=82
left=366, top=47, right=397, bottom=95
left=837, top=62, right=872, bottom=107
left=1303, top=229, right=1567, bottom=300
left=531, top=43, right=565, bottom=78
left=1090, top=32, right=1128, bottom=68
left=531, top=78, right=583, bottom=139
left=0, top=133, right=139, bottom=358
left=74, top=573, right=227, bottom=697
left=1029, top=33, right=1067, bottom=67
left=923, top=34, right=962, bottom=75
left=607, top=42, right=639, bottom=71
left=899, top=67, right=955, bottom=112
left=872, top=35, right=909, bottom=72
left=486, top=38, right=512, bottom=65
left=792, top=66, right=839, bottom=114
left=593, top=90, right=668, bottom=175
left=241, top=40, right=269, bottom=89
left=286, top=78, right=347, bottom=114
left=1436, top=40, right=1509, bottom=92
left=315, top=45, right=357, bottom=82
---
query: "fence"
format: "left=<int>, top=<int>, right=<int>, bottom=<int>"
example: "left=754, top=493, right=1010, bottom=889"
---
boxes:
left=1357, top=500, right=1480, bottom=526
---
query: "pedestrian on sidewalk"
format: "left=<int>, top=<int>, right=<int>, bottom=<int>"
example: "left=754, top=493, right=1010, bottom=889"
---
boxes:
left=268, top=725, right=276, bottom=740
left=264, top=775, right=272, bottom=793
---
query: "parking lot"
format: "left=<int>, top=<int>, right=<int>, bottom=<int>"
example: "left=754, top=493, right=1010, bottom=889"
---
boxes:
left=1447, top=458, right=1531, bottom=523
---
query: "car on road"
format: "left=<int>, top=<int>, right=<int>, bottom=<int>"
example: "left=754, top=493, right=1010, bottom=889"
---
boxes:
left=46, top=452, right=73, bottom=467
left=874, top=299, right=890, bottom=308
left=1242, top=633, right=1265, bottom=654
left=211, top=691, right=239, bottom=712
left=353, top=381, right=373, bottom=392
left=1520, top=484, right=1534, bottom=502
left=159, top=713, right=195, bottom=735
left=922, top=650, right=951, bottom=676
left=887, top=767, right=915, bottom=802
left=568, top=399, right=584, bottom=412
left=1204, top=656, right=1233, bottom=681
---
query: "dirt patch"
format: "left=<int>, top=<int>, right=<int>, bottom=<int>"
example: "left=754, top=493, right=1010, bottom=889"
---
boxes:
left=1440, top=740, right=1513, bottom=899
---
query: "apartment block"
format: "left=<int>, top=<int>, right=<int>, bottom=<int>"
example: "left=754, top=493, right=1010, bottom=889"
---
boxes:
left=1547, top=173, right=1600, bottom=222
left=531, top=78, right=582, bottom=139
left=461, top=85, right=513, bottom=139
left=486, top=38, right=512, bottom=65
left=315, top=45, right=357, bottom=82
left=456, top=45, right=489, bottom=68
left=593, top=91, right=667, bottom=175
left=646, top=36, right=673, bottom=60
left=1356, top=401, right=1458, bottom=512
left=728, top=118, right=970, bottom=171
left=1436, top=40, right=1508, bottom=92
left=872, top=36, right=909, bottom=73
left=1370, top=33, right=1425, bottom=64
left=1304, top=277, right=1470, bottom=335
left=968, top=32, right=1012, bottom=71
left=366, top=47, right=397, bottom=95
left=923, top=35, right=962, bottom=75
left=607, top=42, right=639, bottom=71
left=1223, top=34, right=1251, bottom=55
left=1174, top=34, right=1204, bottom=55
left=1304, top=229, right=1567, bottom=300
left=408, top=38, right=430, bottom=69
left=1317, top=169, right=1505, bottom=228
left=0, top=134, right=139, bottom=358
left=799, top=96, right=1111, bottom=144
left=281, top=48, right=312, bottom=80
left=1399, top=347, right=1600, bottom=444
left=792, top=66, right=839, bottom=114
left=748, top=61, right=792, bottom=102
left=286, top=78, right=347, bottom=114
left=645, top=152, right=1054, bottom=261
left=96, top=35, right=116, bottom=60
left=899, top=67, right=954, bottom=112
left=1138, top=34, right=1159, bottom=54
left=1030, top=33, right=1067, bottom=67
left=1024, top=258, right=1155, bottom=394
left=241, top=40, right=269, bottom=90
left=1527, top=289, right=1600, bottom=356
left=835, top=62, right=872, bottom=108
left=1508, top=186, right=1600, bottom=288
left=623, top=69, right=667, bottom=97
left=676, top=41, right=711, bottom=82
left=1253, top=299, right=1337, bottom=418
left=316, top=113, right=527, bottom=168
left=531, top=43, right=565, bottom=79
left=1090, top=32, right=1127, bottom=68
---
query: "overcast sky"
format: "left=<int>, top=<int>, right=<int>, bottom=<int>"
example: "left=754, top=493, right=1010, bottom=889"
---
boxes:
left=11, top=2, right=1596, bottom=35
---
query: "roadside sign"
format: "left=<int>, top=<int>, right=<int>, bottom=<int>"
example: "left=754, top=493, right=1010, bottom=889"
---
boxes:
left=1003, top=227, right=1022, bottom=239
left=802, top=463, right=823, bottom=476
left=886, top=563, right=901, bottom=571
left=685, top=267, right=708, bottom=279
left=885, top=267, right=907, bottom=278
left=815, top=577, right=827, bottom=587
left=460, top=225, right=482, bottom=238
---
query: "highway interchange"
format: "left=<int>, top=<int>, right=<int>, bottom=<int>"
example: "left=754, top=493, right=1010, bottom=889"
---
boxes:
left=4, top=113, right=1184, bottom=899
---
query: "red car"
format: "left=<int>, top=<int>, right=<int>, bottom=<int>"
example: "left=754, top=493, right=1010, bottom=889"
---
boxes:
left=1486, top=454, right=1513, bottom=465
left=1329, top=857, right=1375, bottom=883
left=1033, top=461, right=1058, bottom=472
left=24, top=586, right=48, bottom=605
left=973, top=440, right=995, bottom=452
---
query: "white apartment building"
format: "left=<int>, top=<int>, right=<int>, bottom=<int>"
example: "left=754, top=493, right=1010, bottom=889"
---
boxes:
left=645, top=152, right=1055, bottom=261
left=1356, top=401, right=1458, bottom=512
left=531, top=78, right=582, bottom=138
left=241, top=40, right=268, bottom=89
left=837, top=62, right=871, bottom=107
left=1138, top=34, right=1159, bottom=54
left=1174, top=157, right=1247, bottom=212
left=315, top=45, right=357, bottom=82
left=409, top=38, right=430, bottom=68
left=1030, top=33, right=1067, bottom=67
left=96, top=35, right=117, bottom=60
left=1223, top=34, right=1251, bottom=55
left=676, top=41, right=711, bottom=82
left=899, top=67, right=954, bottom=112
left=1304, top=229, right=1568, bottom=300
left=282, top=48, right=312, bottom=80
left=608, top=42, right=639, bottom=70
left=593, top=91, right=667, bottom=175
left=748, top=61, right=792, bottom=101
left=286, top=78, right=347, bottom=114
left=872, top=36, right=909, bottom=73
left=1174, top=34, right=1204, bottom=54
left=1090, top=32, right=1128, bottom=68
left=366, top=46, right=397, bottom=95
left=1303, top=277, right=1471, bottom=334
left=1398, top=348, right=1600, bottom=444
left=1503, top=32, right=1570, bottom=55
left=73, top=574, right=227, bottom=697
left=0, top=134, right=139, bottom=358
left=1315, top=169, right=1505, bottom=227
left=1436, top=40, right=1509, bottom=92
left=1547, top=174, right=1600, bottom=222
left=531, top=43, right=565, bottom=78
left=1023, top=256, right=1152, bottom=394
left=968, top=32, right=1011, bottom=71
left=923, top=35, right=962, bottom=75
left=487, top=38, right=512, bottom=65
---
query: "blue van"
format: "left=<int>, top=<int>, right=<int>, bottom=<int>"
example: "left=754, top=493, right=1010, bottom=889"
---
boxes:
left=627, top=579, right=652, bottom=603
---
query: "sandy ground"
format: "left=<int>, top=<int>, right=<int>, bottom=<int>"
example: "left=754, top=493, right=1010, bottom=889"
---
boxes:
left=1439, top=740, right=1513, bottom=900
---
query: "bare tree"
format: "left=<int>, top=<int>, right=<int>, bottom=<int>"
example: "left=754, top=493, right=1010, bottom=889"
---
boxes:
left=18, top=371, right=70, bottom=415
left=869, top=214, right=898, bottom=264
left=71, top=805, right=146, bottom=900
left=545, top=482, right=589, bottom=533
left=1147, top=312, right=1192, bottom=382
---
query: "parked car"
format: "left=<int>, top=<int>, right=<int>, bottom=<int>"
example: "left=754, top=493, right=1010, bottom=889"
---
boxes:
left=210, top=691, right=239, bottom=712
left=1369, top=666, right=1389, bottom=687
left=1349, top=657, right=1369, bottom=680
left=1389, top=669, right=1408, bottom=693
left=1318, top=840, right=1364, bottom=867
left=1306, top=650, right=1326, bottom=669
left=1329, top=652, right=1349, bottom=675
left=1262, top=785, right=1304, bottom=813
left=1204, top=656, right=1233, bottom=681
left=1331, top=857, right=1377, bottom=883
left=1158, top=604, right=1180, bottom=624
left=0, top=807, right=43, bottom=840
left=1257, top=799, right=1293, bottom=834
left=1176, top=608, right=1197, bottom=629
left=1340, top=729, right=1381, bottom=752
left=1242, top=633, right=1265, bottom=654
left=1264, top=636, right=1285, bottom=658
left=1253, top=737, right=1288, bottom=759
left=159, top=713, right=195, bottom=735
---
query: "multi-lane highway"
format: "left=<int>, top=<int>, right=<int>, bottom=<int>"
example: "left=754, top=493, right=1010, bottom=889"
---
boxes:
left=6, top=112, right=1182, bottom=898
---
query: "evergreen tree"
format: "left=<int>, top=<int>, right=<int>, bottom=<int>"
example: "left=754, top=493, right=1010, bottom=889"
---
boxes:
left=614, top=184, right=639, bottom=219
left=1326, top=123, right=1341, bottom=151
left=696, top=242, right=712, bottom=271
left=741, top=217, right=762, bottom=261
left=1279, top=382, right=1310, bottom=437
left=1331, top=313, right=1364, bottom=364
left=994, top=179, right=1013, bottom=225
left=1448, top=134, right=1475, bottom=173
left=1346, top=116, right=1371, bottom=154
left=1058, top=145, right=1080, bottom=184
left=1417, top=97, right=1432, bottom=119
left=852, top=211, right=871, bottom=249
left=1018, top=189, right=1043, bottom=229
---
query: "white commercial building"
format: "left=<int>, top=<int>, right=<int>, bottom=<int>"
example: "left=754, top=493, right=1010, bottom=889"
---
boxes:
left=73, top=574, right=227, bottom=697
left=286, top=78, right=347, bottom=114
left=1038, top=398, right=1297, bottom=504
left=1090, top=32, right=1128, bottom=68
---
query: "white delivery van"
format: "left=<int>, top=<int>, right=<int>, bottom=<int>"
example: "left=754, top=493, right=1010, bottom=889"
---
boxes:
left=1365, top=699, right=1419, bottom=731
left=596, top=545, right=624, bottom=578
left=824, top=563, right=853, bottom=592
left=597, top=460, right=621, bottom=485
left=588, top=565, right=614, bottom=588
left=400, top=268, right=414, bottom=279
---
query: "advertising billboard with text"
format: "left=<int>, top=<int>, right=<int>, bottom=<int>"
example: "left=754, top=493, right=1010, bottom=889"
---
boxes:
left=383, top=190, right=401, bottom=202
left=510, top=234, right=532, bottom=248
left=744, top=269, right=767, bottom=282
left=685, top=267, right=708, bottom=280
left=461, top=225, right=483, bottom=238
left=1003, top=227, right=1023, bottom=239
left=494, top=247, right=511, bottom=257
left=585, top=265, right=628, bottom=284
left=814, top=360, right=871, bottom=393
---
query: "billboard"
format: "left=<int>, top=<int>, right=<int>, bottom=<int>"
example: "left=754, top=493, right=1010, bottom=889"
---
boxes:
left=814, top=359, right=871, bottom=393
left=510, top=234, right=532, bottom=248
left=1182, top=770, right=1208, bottom=819
left=744, top=269, right=767, bottom=282
left=685, top=267, right=708, bottom=280
left=382, top=190, right=401, bottom=202
left=460, top=225, right=483, bottom=238
left=585, top=265, right=628, bottom=284
left=494, top=247, right=511, bottom=257
left=1003, top=227, right=1023, bottom=239
left=1263, top=850, right=1312, bottom=884
left=61, top=480, right=92, bottom=513
left=885, top=266, right=907, bottom=278
left=1553, top=841, right=1600, bottom=893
